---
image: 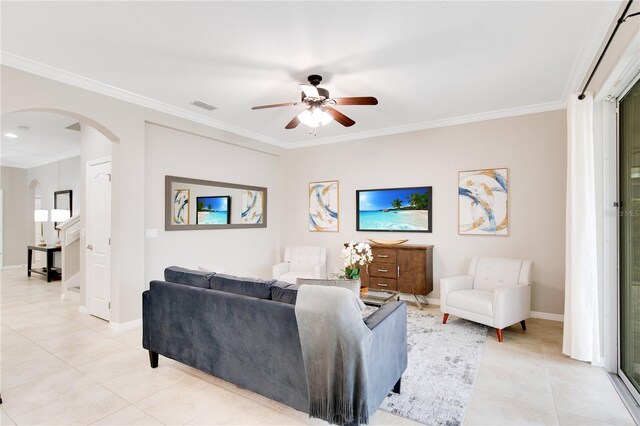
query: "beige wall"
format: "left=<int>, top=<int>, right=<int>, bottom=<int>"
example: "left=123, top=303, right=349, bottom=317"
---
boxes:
left=281, top=110, right=567, bottom=314
left=144, top=123, right=281, bottom=282
left=1, top=166, right=29, bottom=266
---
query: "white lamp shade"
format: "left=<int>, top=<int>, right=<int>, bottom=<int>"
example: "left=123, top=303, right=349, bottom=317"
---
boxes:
left=34, top=209, right=49, bottom=222
left=51, top=209, right=71, bottom=222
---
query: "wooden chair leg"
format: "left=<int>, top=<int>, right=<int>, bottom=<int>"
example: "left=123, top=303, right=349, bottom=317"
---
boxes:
left=520, top=320, right=527, bottom=332
left=443, top=313, right=449, bottom=324
left=496, top=329, right=503, bottom=342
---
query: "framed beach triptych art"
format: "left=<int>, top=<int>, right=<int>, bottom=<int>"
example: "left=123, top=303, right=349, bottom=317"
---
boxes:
left=458, top=168, right=509, bottom=236
left=309, top=180, right=339, bottom=232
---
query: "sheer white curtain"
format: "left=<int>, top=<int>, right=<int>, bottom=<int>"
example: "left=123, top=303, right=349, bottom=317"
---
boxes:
left=563, top=93, right=601, bottom=364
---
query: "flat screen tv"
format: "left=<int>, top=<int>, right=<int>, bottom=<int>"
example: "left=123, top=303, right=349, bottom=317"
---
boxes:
left=196, top=196, right=231, bottom=225
left=356, top=186, right=432, bottom=232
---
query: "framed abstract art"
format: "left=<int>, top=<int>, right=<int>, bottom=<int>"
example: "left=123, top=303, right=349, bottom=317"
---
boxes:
left=458, top=168, right=509, bottom=236
left=309, top=180, right=339, bottom=232
left=172, top=189, right=190, bottom=225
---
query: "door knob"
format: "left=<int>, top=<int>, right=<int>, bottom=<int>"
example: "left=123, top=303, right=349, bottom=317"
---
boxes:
left=87, top=244, right=93, bottom=250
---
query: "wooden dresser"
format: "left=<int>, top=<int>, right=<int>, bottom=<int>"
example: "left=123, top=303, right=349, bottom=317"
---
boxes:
left=360, top=244, right=433, bottom=306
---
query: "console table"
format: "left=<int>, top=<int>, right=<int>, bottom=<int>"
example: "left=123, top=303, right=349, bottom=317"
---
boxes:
left=27, top=245, right=61, bottom=282
left=360, top=243, right=433, bottom=309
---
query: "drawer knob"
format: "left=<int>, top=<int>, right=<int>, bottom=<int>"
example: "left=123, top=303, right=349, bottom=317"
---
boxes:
left=378, top=283, right=388, bottom=287
left=377, top=269, right=388, bottom=273
left=378, top=255, right=389, bottom=258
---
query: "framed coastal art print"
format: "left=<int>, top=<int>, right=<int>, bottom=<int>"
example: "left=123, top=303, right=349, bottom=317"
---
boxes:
left=458, top=168, right=509, bottom=236
left=172, top=189, right=190, bottom=225
left=309, top=180, right=339, bottom=232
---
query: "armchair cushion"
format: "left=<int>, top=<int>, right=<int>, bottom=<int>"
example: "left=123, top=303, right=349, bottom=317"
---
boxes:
left=470, top=257, right=531, bottom=291
left=447, top=289, right=494, bottom=317
left=286, top=246, right=327, bottom=272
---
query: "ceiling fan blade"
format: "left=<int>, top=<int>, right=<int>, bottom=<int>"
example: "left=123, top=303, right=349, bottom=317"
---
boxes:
left=251, top=102, right=299, bottom=110
left=300, top=84, right=320, bottom=98
left=285, top=115, right=301, bottom=129
left=325, top=106, right=355, bottom=127
left=332, top=96, right=378, bottom=106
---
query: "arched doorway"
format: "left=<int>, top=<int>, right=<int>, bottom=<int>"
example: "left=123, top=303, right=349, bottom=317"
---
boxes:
left=2, top=109, right=118, bottom=320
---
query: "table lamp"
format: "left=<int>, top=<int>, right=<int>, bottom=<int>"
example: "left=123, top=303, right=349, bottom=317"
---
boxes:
left=34, top=209, right=48, bottom=247
left=50, top=209, right=71, bottom=247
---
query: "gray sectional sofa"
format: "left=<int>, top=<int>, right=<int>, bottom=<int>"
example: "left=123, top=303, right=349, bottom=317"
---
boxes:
left=142, top=267, right=408, bottom=421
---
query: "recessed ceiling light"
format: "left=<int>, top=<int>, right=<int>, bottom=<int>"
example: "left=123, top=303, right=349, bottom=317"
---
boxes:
left=4, top=133, right=18, bottom=138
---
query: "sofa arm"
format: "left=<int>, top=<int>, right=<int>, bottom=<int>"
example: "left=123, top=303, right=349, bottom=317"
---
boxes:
left=312, top=262, right=327, bottom=279
left=440, top=275, right=473, bottom=313
left=493, top=284, right=531, bottom=329
left=364, top=302, right=408, bottom=411
left=272, top=262, right=290, bottom=279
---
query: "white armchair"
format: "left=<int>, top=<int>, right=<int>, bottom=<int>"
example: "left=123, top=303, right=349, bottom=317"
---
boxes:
left=440, top=257, right=533, bottom=342
left=272, top=246, right=327, bottom=284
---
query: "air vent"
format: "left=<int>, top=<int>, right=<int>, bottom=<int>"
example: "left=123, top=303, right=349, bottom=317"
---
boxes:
left=191, top=101, right=217, bottom=111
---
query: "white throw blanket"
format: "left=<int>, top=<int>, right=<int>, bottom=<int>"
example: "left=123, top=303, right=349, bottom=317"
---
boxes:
left=295, top=285, right=373, bottom=425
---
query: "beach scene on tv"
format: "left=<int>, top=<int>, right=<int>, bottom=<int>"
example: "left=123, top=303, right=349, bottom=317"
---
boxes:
left=358, top=187, right=431, bottom=231
left=197, top=196, right=230, bottom=224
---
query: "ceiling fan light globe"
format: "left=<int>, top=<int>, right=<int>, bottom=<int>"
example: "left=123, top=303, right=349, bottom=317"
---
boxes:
left=297, top=108, right=333, bottom=128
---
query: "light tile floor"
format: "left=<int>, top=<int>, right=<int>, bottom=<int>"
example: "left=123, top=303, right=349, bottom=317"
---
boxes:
left=0, top=268, right=635, bottom=425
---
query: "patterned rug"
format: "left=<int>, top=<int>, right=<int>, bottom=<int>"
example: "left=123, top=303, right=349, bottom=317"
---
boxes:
left=372, top=307, right=488, bottom=425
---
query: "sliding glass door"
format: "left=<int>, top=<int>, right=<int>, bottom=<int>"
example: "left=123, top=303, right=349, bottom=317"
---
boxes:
left=620, top=77, right=640, bottom=395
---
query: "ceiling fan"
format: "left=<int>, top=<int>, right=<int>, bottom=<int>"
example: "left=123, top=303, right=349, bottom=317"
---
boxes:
left=251, top=75, right=378, bottom=129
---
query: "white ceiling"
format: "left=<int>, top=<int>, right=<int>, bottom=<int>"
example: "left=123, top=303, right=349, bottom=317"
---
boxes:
left=1, top=111, right=81, bottom=169
left=0, top=1, right=621, bottom=148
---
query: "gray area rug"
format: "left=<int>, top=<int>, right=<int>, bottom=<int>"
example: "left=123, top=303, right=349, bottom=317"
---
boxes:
left=370, top=307, right=488, bottom=425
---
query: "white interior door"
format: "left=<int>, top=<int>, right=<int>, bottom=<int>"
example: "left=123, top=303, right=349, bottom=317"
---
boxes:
left=86, top=159, right=111, bottom=320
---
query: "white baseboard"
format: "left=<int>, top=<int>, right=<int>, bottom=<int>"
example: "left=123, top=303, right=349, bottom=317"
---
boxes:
left=1, top=264, right=25, bottom=270
left=531, top=311, right=564, bottom=322
left=78, top=306, right=88, bottom=314
left=108, top=318, right=142, bottom=332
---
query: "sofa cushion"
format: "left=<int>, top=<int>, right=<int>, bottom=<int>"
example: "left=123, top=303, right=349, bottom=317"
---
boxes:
left=447, top=289, right=494, bottom=317
left=164, top=266, right=214, bottom=289
left=210, top=274, right=275, bottom=299
left=271, top=282, right=299, bottom=305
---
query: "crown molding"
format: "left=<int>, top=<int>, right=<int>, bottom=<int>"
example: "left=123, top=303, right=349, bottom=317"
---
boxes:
left=2, top=51, right=566, bottom=151
left=0, top=52, right=289, bottom=148
left=286, top=99, right=566, bottom=149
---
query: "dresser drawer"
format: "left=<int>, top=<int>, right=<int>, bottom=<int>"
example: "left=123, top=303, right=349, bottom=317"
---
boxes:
left=368, top=262, right=397, bottom=279
left=372, top=248, right=397, bottom=263
left=369, top=277, right=397, bottom=291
